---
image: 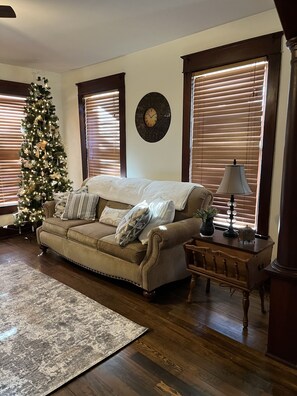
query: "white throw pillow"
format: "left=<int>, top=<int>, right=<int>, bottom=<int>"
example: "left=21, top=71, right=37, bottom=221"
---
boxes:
left=138, top=198, right=175, bottom=245
left=99, top=206, right=130, bottom=227
left=115, top=201, right=150, bottom=247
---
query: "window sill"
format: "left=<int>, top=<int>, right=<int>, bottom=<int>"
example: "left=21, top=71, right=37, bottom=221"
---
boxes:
left=0, top=205, right=17, bottom=216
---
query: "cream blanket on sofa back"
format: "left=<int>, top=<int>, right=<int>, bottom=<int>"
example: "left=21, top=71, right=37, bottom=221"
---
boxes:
left=86, top=175, right=200, bottom=211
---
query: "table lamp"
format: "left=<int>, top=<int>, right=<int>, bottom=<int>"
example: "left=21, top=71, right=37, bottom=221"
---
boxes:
left=216, top=159, right=252, bottom=238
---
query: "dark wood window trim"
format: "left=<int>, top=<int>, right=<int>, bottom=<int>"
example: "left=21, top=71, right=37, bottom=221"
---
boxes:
left=181, top=32, right=282, bottom=235
left=77, top=73, right=126, bottom=180
left=0, top=79, right=30, bottom=216
left=0, top=79, right=29, bottom=96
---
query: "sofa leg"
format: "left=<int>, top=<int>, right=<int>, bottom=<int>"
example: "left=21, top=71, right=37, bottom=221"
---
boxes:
left=143, top=290, right=156, bottom=302
left=39, top=245, right=48, bottom=255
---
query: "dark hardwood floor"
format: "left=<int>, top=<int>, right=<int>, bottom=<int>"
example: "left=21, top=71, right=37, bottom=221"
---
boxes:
left=1, top=232, right=296, bottom=396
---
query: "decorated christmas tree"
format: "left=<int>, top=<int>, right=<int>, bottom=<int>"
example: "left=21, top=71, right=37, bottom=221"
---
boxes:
left=15, top=76, right=72, bottom=226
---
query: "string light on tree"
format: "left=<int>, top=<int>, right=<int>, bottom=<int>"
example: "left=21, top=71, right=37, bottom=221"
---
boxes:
left=15, top=76, right=72, bottom=226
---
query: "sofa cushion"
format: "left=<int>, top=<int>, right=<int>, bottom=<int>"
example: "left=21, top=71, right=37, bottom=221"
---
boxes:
left=99, top=206, right=130, bottom=227
left=61, top=192, right=99, bottom=220
left=98, top=234, right=147, bottom=264
left=115, top=201, right=151, bottom=247
left=138, top=198, right=175, bottom=245
left=42, top=217, right=93, bottom=237
left=68, top=222, right=116, bottom=249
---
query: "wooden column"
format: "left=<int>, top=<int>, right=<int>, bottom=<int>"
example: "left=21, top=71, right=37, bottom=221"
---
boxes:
left=266, top=1, right=297, bottom=367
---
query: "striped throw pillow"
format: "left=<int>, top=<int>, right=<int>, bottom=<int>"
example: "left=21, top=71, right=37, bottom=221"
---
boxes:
left=53, top=186, right=88, bottom=218
left=61, top=192, right=99, bottom=220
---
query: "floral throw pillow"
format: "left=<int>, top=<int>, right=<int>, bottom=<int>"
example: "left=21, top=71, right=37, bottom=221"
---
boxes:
left=115, top=201, right=151, bottom=247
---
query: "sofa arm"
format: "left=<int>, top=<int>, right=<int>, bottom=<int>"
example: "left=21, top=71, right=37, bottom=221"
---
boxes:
left=140, top=217, right=201, bottom=291
left=43, top=200, right=55, bottom=218
left=148, top=217, right=201, bottom=250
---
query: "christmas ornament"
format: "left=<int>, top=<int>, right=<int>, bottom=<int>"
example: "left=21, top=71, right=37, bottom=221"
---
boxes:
left=34, top=114, right=43, bottom=124
left=35, top=140, right=47, bottom=158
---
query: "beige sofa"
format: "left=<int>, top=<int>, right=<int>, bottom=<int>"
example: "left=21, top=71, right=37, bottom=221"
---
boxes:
left=36, top=176, right=212, bottom=299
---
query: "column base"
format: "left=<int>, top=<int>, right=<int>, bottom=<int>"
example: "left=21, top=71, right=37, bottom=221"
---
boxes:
left=266, top=265, right=297, bottom=368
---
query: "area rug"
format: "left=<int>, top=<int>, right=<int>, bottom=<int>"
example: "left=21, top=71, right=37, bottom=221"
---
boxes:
left=0, top=262, right=147, bottom=396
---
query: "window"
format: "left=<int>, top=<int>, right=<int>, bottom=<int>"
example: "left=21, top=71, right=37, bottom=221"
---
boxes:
left=182, top=33, right=282, bottom=235
left=0, top=80, right=29, bottom=215
left=77, top=73, right=126, bottom=179
left=191, top=60, right=267, bottom=229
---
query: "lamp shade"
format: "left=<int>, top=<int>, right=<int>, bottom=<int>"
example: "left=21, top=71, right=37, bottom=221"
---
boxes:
left=216, top=163, right=252, bottom=195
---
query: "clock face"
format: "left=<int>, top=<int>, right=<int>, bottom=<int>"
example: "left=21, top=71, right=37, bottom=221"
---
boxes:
left=135, top=92, right=171, bottom=143
left=144, top=107, right=157, bottom=128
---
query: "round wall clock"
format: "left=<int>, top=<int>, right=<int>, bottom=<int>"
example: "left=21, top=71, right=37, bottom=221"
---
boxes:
left=135, top=92, right=171, bottom=143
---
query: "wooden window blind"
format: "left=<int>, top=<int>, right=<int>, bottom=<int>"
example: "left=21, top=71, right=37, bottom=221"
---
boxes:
left=0, top=94, right=25, bottom=208
left=77, top=73, right=126, bottom=180
left=84, top=90, right=121, bottom=177
left=182, top=33, right=282, bottom=236
left=190, top=60, right=268, bottom=229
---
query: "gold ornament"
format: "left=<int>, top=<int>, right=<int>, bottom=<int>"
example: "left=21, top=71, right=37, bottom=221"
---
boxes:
left=34, top=114, right=43, bottom=124
left=38, top=140, right=47, bottom=150
left=27, top=182, right=36, bottom=193
left=35, top=140, right=47, bottom=158
left=23, top=160, right=33, bottom=169
left=50, top=172, right=61, bottom=180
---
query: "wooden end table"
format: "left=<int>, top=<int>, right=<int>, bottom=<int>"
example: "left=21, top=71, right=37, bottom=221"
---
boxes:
left=184, top=229, right=274, bottom=329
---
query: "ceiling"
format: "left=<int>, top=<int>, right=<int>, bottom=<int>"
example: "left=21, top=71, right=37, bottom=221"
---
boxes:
left=0, top=0, right=275, bottom=73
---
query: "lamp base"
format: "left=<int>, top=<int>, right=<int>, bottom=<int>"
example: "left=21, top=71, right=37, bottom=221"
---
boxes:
left=223, top=227, right=238, bottom=238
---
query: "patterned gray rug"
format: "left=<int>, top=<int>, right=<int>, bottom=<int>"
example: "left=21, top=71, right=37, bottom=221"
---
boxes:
left=0, top=262, right=147, bottom=396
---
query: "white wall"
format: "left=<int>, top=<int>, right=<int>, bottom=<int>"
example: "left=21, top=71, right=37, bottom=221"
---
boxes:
left=61, top=9, right=289, bottom=257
